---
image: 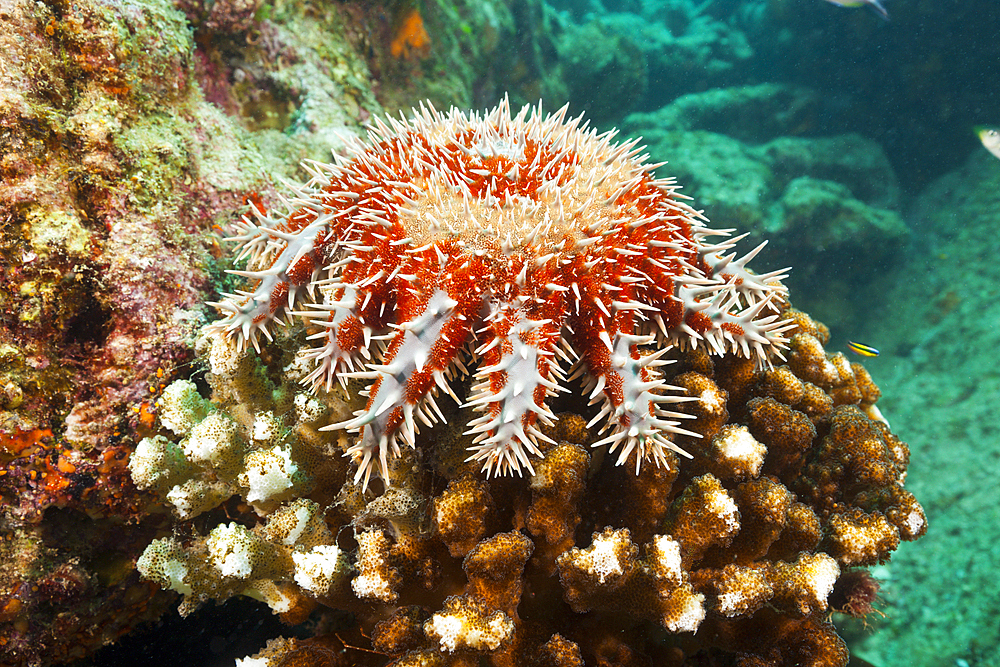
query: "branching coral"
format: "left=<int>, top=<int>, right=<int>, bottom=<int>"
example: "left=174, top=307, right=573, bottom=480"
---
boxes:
left=133, top=304, right=924, bottom=666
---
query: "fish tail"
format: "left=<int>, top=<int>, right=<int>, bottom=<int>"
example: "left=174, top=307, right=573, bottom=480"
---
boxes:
left=869, top=0, right=890, bottom=20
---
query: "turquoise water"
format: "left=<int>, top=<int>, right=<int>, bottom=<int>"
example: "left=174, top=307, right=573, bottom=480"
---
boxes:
left=544, top=1, right=1000, bottom=665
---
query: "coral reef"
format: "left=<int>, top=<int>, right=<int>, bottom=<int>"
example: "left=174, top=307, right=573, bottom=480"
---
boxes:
left=0, top=0, right=946, bottom=661
left=129, top=102, right=926, bottom=667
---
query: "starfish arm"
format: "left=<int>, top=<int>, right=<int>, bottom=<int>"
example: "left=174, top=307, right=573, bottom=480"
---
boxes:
left=464, top=308, right=564, bottom=478
left=296, top=284, right=376, bottom=392
left=322, top=289, right=469, bottom=490
left=578, top=325, right=698, bottom=474
left=700, top=294, right=796, bottom=370
left=702, top=237, right=790, bottom=309
left=206, top=216, right=330, bottom=352
left=655, top=277, right=792, bottom=370
left=225, top=204, right=275, bottom=265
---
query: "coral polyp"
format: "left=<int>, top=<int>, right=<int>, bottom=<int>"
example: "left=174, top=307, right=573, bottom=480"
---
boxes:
left=207, top=99, right=792, bottom=487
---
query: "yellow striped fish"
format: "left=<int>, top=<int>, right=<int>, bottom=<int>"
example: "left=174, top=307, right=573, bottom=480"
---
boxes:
left=847, top=341, right=880, bottom=357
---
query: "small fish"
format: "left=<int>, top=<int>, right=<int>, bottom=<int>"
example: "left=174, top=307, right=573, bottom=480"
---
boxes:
left=823, top=0, right=890, bottom=21
left=847, top=341, right=880, bottom=357
left=976, top=126, right=1000, bottom=160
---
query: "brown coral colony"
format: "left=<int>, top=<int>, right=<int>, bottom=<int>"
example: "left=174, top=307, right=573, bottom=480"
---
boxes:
left=135, top=310, right=925, bottom=665
left=138, top=310, right=924, bottom=667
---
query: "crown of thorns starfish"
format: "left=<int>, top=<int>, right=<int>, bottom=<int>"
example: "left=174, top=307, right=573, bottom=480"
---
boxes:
left=207, top=98, right=793, bottom=489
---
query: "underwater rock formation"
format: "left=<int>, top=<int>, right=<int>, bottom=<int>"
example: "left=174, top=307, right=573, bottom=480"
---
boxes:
left=0, top=0, right=277, bottom=660
left=622, top=85, right=909, bottom=290
left=551, top=2, right=753, bottom=117
left=129, top=102, right=926, bottom=667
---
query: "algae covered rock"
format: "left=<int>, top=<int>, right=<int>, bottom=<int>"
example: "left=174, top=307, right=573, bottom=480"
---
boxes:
left=557, top=20, right=648, bottom=125
left=625, top=83, right=821, bottom=144
left=623, top=84, right=909, bottom=288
